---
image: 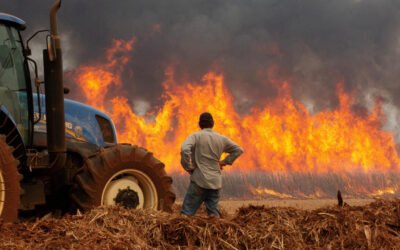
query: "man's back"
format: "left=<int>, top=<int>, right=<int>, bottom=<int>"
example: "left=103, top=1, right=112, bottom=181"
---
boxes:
left=180, top=112, right=243, bottom=217
left=181, top=128, right=243, bottom=189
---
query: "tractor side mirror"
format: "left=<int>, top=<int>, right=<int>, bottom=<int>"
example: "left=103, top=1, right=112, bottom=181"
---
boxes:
left=0, top=45, right=14, bottom=69
left=25, top=29, right=49, bottom=56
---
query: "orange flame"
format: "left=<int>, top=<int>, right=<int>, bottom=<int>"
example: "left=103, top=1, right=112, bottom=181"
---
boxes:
left=72, top=39, right=400, bottom=174
left=249, top=186, right=293, bottom=199
left=73, top=38, right=135, bottom=109
left=371, top=187, right=397, bottom=197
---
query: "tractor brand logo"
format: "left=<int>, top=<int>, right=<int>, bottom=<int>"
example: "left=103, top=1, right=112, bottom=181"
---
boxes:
left=34, top=112, right=73, bottom=130
left=33, top=112, right=90, bottom=143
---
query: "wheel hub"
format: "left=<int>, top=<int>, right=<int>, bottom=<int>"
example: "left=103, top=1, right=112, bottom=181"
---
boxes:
left=115, top=187, right=139, bottom=209
left=101, top=170, right=158, bottom=209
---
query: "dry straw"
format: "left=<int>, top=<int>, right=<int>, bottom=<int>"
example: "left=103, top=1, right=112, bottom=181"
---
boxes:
left=1, top=199, right=400, bottom=249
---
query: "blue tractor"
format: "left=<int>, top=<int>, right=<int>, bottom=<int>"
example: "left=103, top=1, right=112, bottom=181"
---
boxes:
left=0, top=1, right=175, bottom=222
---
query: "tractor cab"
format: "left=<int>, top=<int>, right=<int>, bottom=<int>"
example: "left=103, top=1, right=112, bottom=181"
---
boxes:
left=0, top=13, right=32, bottom=146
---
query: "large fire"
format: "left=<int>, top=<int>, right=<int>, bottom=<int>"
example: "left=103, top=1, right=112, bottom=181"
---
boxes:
left=71, top=39, right=400, bottom=197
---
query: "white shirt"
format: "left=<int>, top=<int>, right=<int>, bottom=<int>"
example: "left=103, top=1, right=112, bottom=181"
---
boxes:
left=180, top=128, right=243, bottom=189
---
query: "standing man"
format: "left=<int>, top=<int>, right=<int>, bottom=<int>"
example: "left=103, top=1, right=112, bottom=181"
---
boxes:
left=180, top=112, right=243, bottom=217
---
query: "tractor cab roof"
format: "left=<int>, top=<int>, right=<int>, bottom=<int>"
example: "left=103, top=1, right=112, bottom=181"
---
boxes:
left=0, top=13, right=26, bottom=30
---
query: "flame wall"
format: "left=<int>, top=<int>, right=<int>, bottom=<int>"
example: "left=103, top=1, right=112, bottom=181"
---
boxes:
left=6, top=1, right=400, bottom=135
left=71, top=39, right=400, bottom=174
left=3, top=0, right=400, bottom=198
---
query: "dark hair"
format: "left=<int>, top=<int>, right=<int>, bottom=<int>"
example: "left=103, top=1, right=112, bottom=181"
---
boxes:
left=199, top=112, right=214, bottom=129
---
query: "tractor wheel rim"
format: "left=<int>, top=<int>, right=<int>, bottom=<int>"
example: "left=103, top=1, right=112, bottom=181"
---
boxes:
left=0, top=169, right=5, bottom=215
left=101, top=169, right=158, bottom=209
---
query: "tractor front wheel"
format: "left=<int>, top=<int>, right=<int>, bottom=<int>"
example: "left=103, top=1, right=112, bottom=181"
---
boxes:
left=71, top=144, right=175, bottom=212
left=0, top=135, right=20, bottom=222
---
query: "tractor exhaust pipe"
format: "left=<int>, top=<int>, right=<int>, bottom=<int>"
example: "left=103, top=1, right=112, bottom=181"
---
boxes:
left=43, top=0, right=66, bottom=167
left=50, top=0, right=61, bottom=49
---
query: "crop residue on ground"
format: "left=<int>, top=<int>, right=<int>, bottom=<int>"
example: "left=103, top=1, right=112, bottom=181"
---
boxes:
left=1, top=199, right=400, bottom=249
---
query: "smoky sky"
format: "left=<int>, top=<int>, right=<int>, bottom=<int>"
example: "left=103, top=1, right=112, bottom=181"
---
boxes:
left=2, top=0, right=400, bottom=116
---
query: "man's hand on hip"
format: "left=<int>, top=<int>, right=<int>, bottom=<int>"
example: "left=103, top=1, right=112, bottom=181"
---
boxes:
left=219, top=161, right=227, bottom=170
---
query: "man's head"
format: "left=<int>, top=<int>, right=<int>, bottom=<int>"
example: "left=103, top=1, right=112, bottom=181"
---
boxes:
left=199, top=112, right=214, bottom=129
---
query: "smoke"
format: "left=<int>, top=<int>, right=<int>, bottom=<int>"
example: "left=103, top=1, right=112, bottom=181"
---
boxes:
left=2, top=0, right=400, bottom=134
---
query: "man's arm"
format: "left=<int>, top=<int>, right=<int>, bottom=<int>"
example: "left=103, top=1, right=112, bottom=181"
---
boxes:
left=221, top=137, right=244, bottom=166
left=180, top=134, right=196, bottom=173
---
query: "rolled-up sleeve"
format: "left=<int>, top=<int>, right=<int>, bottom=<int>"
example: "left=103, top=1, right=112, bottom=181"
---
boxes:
left=222, top=137, right=244, bottom=165
left=180, top=134, right=196, bottom=171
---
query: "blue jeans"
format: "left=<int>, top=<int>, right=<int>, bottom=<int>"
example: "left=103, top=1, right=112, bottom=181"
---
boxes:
left=181, top=181, right=220, bottom=217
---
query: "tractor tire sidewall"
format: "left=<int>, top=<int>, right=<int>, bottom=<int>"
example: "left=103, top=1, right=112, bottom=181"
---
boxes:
left=72, top=145, right=175, bottom=212
left=0, top=135, right=20, bottom=222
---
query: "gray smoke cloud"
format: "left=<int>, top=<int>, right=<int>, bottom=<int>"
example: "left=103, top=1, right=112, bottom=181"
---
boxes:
left=2, top=0, right=400, bottom=135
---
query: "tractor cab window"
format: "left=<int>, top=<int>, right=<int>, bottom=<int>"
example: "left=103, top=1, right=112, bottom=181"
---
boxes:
left=0, top=23, right=29, bottom=143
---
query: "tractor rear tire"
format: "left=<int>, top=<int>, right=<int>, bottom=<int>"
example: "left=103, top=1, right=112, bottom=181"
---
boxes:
left=71, top=144, right=176, bottom=212
left=0, top=135, right=20, bottom=222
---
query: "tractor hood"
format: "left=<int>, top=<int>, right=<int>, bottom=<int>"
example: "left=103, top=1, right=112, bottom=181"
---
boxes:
left=33, top=94, right=117, bottom=147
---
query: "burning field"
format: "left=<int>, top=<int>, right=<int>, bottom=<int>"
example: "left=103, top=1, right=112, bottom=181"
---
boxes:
left=2, top=1, right=400, bottom=249
left=2, top=199, right=400, bottom=249
left=72, top=39, right=400, bottom=175
left=67, top=38, right=400, bottom=199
